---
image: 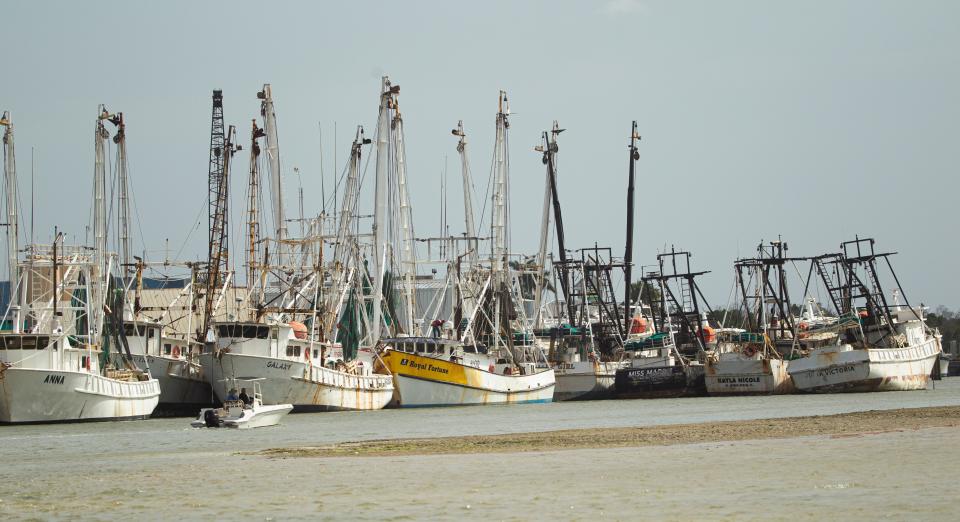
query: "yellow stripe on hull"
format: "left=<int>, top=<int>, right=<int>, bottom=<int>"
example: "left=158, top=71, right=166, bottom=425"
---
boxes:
left=380, top=350, right=555, bottom=407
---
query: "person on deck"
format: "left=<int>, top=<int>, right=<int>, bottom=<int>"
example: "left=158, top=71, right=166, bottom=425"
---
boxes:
left=226, top=388, right=239, bottom=401
left=431, top=319, right=443, bottom=338
left=239, top=388, right=252, bottom=406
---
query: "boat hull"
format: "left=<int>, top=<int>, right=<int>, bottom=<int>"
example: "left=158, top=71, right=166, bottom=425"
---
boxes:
left=705, top=357, right=794, bottom=396
left=381, top=351, right=555, bottom=407
left=0, top=368, right=160, bottom=424
left=788, top=338, right=940, bottom=393
left=200, top=352, right=393, bottom=412
left=115, top=354, right=213, bottom=415
left=224, top=404, right=293, bottom=429
left=553, top=361, right=621, bottom=401
left=614, top=364, right=706, bottom=399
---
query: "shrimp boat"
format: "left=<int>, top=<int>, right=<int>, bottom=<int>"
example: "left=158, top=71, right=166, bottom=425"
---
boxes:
left=542, top=323, right=624, bottom=401
left=192, top=381, right=292, bottom=429
left=379, top=90, right=555, bottom=406
left=378, top=337, right=555, bottom=407
left=615, top=250, right=712, bottom=399
left=111, top=317, right=210, bottom=414
left=0, top=248, right=161, bottom=425
left=200, top=321, right=393, bottom=411
left=706, top=240, right=800, bottom=396
left=787, top=238, right=941, bottom=393
left=195, top=86, right=393, bottom=412
left=529, top=124, right=637, bottom=401
left=0, top=111, right=159, bottom=423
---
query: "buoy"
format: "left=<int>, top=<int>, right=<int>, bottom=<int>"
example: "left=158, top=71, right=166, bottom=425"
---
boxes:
left=289, top=321, right=309, bottom=340
left=630, top=317, right=648, bottom=334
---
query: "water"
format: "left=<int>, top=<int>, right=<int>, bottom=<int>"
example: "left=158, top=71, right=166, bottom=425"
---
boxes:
left=2, top=379, right=959, bottom=520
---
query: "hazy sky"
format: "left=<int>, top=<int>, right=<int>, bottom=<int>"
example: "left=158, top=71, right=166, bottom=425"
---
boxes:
left=4, top=0, right=958, bottom=308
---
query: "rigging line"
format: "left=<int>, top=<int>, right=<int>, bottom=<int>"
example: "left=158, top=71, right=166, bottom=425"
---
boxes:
left=476, top=129, right=496, bottom=236
left=120, top=140, right=149, bottom=261
left=172, top=193, right=209, bottom=262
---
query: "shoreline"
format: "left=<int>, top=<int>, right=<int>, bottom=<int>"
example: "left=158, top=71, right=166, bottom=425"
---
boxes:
left=256, top=405, right=960, bottom=458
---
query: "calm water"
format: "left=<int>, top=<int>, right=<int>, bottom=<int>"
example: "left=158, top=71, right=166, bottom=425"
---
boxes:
left=1, top=379, right=958, bottom=520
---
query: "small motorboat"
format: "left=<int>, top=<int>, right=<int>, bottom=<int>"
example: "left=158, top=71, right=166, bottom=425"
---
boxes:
left=191, top=382, right=292, bottom=429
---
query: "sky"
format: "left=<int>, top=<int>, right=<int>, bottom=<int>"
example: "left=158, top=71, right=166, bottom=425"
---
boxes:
left=3, top=0, right=959, bottom=309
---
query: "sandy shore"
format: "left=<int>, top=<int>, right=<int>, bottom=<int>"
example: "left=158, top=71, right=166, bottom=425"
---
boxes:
left=256, top=405, right=960, bottom=458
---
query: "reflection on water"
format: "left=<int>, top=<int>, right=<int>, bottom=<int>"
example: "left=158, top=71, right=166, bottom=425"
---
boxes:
left=1, top=379, right=958, bottom=519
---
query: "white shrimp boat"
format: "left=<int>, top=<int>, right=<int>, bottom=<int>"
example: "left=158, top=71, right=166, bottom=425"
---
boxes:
left=788, top=239, right=942, bottom=393
left=706, top=350, right=793, bottom=395
left=553, top=360, right=622, bottom=401
left=111, top=321, right=211, bottom=413
left=200, top=322, right=394, bottom=411
left=788, top=320, right=940, bottom=393
left=192, top=382, right=291, bottom=429
left=0, top=335, right=160, bottom=424
left=379, top=337, right=555, bottom=407
left=705, top=243, right=798, bottom=396
left=0, top=246, right=160, bottom=424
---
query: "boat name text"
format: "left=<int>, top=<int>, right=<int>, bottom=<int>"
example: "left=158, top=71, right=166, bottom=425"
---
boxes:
left=399, top=358, right=449, bottom=375
left=816, top=365, right=855, bottom=377
left=43, top=374, right=65, bottom=385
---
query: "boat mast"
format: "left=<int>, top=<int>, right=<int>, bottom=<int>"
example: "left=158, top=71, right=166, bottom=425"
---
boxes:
left=542, top=121, right=575, bottom=325
left=94, top=107, right=109, bottom=275
left=1, top=112, right=19, bottom=331
left=490, top=91, right=511, bottom=351
left=453, top=121, right=478, bottom=262
left=371, top=77, right=395, bottom=341
left=391, top=92, right=417, bottom=335
left=110, top=111, right=132, bottom=282
left=258, top=85, right=286, bottom=267
left=246, top=119, right=265, bottom=292
left=203, top=90, right=235, bottom=340
left=623, top=121, right=640, bottom=333
left=328, top=127, right=368, bottom=342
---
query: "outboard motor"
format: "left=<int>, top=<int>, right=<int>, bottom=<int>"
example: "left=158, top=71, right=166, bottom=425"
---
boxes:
left=203, top=409, right=220, bottom=428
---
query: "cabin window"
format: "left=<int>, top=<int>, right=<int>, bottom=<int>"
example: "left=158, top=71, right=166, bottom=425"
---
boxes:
left=270, top=328, right=278, bottom=340
left=3, top=336, right=45, bottom=349
left=242, top=326, right=258, bottom=339
left=258, top=327, right=269, bottom=339
left=313, top=349, right=319, bottom=359
left=148, top=328, right=157, bottom=339
left=425, top=344, right=436, bottom=354
left=286, top=346, right=294, bottom=357
left=294, top=346, right=301, bottom=357
left=464, top=345, right=476, bottom=353
left=164, top=343, right=172, bottom=355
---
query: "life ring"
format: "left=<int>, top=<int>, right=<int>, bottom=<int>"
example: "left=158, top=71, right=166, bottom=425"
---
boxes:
left=172, top=346, right=181, bottom=358
left=743, top=345, right=758, bottom=358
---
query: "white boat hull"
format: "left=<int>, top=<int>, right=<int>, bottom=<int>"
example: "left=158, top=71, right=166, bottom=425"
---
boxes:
left=394, top=373, right=555, bottom=407
left=788, top=338, right=940, bottom=393
left=200, top=352, right=393, bottom=412
left=382, top=351, right=555, bottom=407
left=0, top=368, right=160, bottom=424
left=705, top=357, right=794, bottom=395
left=116, top=354, right=213, bottom=412
left=553, top=361, right=621, bottom=401
left=223, top=404, right=293, bottom=429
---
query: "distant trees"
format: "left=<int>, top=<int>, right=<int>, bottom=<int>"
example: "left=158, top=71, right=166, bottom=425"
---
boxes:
left=926, top=306, right=960, bottom=352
